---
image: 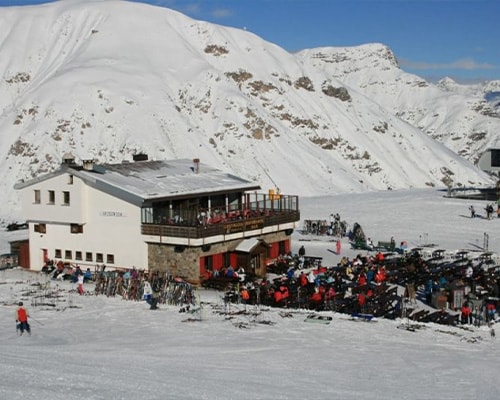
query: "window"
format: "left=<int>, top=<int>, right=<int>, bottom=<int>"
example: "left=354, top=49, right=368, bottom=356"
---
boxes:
left=48, top=190, right=55, bottom=204
left=96, top=253, right=103, bottom=263
left=63, top=191, right=70, bottom=206
left=492, top=149, right=500, bottom=168
left=85, top=252, right=93, bottom=262
left=106, top=254, right=115, bottom=264
left=55, top=249, right=62, bottom=258
left=75, top=251, right=82, bottom=261
left=70, top=224, right=83, bottom=234
left=64, top=250, right=72, bottom=260
left=68, top=175, right=74, bottom=185
left=34, top=190, right=41, bottom=204
left=278, top=240, right=286, bottom=256
left=223, top=253, right=231, bottom=269
left=204, top=255, right=213, bottom=272
left=34, top=223, right=46, bottom=233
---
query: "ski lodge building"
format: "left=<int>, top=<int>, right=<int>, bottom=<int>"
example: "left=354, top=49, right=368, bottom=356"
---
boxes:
left=14, top=155, right=300, bottom=284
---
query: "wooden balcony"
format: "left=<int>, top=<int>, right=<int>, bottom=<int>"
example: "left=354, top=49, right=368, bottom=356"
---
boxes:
left=141, top=210, right=300, bottom=239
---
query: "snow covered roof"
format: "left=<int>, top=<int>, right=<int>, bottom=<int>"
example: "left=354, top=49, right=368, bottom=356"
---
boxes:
left=16, top=159, right=261, bottom=205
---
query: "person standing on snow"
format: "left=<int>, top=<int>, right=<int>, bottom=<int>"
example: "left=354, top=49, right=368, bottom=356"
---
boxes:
left=77, top=273, right=84, bottom=295
left=469, top=205, right=476, bottom=218
left=298, top=245, right=306, bottom=257
left=16, top=302, right=31, bottom=336
left=150, top=286, right=160, bottom=310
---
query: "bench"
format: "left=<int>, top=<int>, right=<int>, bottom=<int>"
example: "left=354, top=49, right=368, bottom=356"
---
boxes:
left=350, top=241, right=373, bottom=251
left=376, top=241, right=406, bottom=254
left=377, top=241, right=396, bottom=251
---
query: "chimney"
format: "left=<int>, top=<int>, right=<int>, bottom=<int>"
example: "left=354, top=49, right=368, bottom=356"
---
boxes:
left=193, top=158, right=200, bottom=173
left=82, top=159, right=95, bottom=171
left=62, top=152, right=75, bottom=166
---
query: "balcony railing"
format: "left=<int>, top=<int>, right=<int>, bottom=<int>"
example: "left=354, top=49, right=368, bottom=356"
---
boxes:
left=141, top=210, right=299, bottom=239
left=141, top=194, right=300, bottom=239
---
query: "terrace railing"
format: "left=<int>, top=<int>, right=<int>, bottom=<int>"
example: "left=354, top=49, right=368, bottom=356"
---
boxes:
left=141, top=194, right=300, bottom=239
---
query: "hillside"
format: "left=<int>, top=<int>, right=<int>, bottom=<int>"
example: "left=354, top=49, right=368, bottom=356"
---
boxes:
left=297, top=45, right=500, bottom=162
left=0, top=0, right=496, bottom=222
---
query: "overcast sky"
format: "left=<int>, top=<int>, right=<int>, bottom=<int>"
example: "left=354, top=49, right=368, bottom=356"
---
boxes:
left=1, top=0, right=499, bottom=82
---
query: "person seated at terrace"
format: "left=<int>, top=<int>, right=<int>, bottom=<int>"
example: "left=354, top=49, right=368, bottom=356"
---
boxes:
left=353, top=255, right=363, bottom=267
left=438, top=276, right=448, bottom=290
left=345, top=264, right=354, bottom=280
left=357, top=272, right=367, bottom=288
left=226, top=265, right=235, bottom=278
left=55, top=260, right=64, bottom=275
left=366, top=266, right=375, bottom=283
left=310, top=288, right=323, bottom=306
left=84, top=268, right=93, bottom=283
left=72, top=265, right=83, bottom=283
left=461, top=303, right=472, bottom=325
left=424, top=279, right=434, bottom=304
left=325, top=286, right=336, bottom=302
left=299, top=271, right=308, bottom=287
left=357, top=291, right=366, bottom=313
left=271, top=284, right=290, bottom=306
left=375, top=267, right=386, bottom=284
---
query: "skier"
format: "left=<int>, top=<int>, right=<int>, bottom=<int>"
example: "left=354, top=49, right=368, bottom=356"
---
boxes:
left=469, top=205, right=476, bottom=218
left=77, top=273, right=84, bottom=295
left=150, top=285, right=160, bottom=310
left=143, top=281, right=153, bottom=305
left=489, top=322, right=496, bottom=338
left=15, top=302, right=31, bottom=336
left=485, top=204, right=494, bottom=220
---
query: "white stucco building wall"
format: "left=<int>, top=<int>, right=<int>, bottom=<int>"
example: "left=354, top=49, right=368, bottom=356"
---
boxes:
left=17, top=170, right=147, bottom=271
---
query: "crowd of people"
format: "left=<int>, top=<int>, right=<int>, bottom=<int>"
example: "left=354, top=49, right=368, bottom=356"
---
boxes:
left=209, top=241, right=500, bottom=329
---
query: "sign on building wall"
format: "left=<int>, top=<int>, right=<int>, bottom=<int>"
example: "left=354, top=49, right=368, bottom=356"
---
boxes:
left=225, top=218, right=264, bottom=234
left=99, top=211, right=127, bottom=217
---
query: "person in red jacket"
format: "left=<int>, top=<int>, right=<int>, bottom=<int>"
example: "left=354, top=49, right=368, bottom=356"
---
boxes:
left=16, top=302, right=31, bottom=336
left=357, top=292, right=366, bottom=314
left=299, top=272, right=308, bottom=287
left=461, top=303, right=472, bottom=325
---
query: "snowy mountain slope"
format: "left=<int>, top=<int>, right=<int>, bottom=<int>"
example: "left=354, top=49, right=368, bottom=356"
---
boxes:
left=297, top=45, right=500, bottom=162
left=0, top=0, right=494, bottom=223
left=438, top=78, right=500, bottom=118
